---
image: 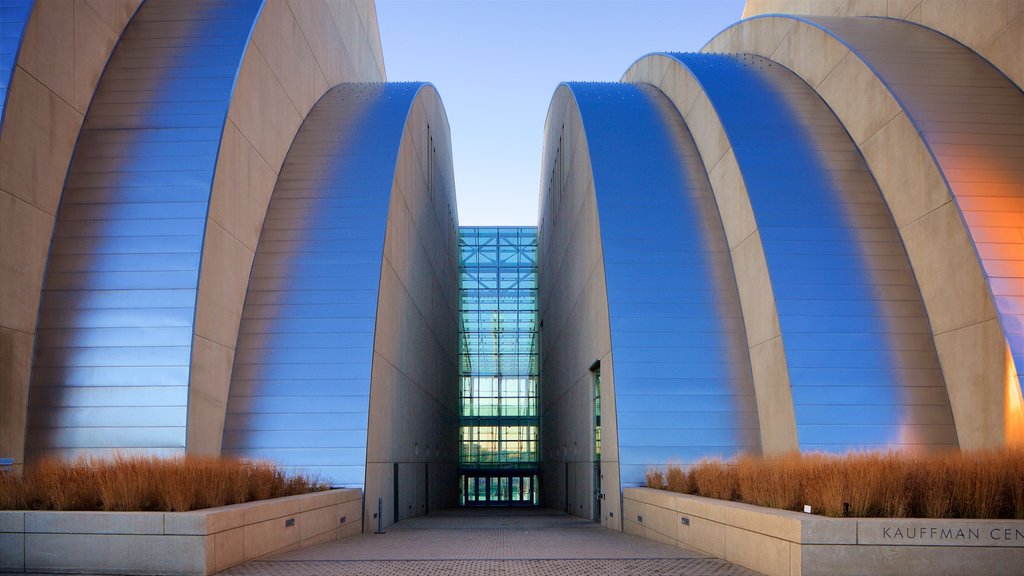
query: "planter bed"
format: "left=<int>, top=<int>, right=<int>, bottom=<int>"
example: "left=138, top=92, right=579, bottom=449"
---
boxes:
left=624, top=487, right=1024, bottom=576
left=0, top=488, right=361, bottom=575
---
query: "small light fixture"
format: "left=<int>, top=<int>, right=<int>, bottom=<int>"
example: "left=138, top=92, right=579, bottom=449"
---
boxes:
left=803, top=505, right=812, bottom=514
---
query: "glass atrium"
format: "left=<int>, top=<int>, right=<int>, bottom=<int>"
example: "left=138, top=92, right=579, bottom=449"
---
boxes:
left=458, top=227, right=540, bottom=505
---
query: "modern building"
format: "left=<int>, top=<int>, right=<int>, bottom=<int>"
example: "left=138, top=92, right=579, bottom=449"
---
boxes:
left=540, top=1, right=1024, bottom=529
left=0, top=0, right=1020, bottom=535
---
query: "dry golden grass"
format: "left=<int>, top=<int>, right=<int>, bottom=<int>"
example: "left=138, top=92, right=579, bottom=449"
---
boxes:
left=644, top=467, right=665, bottom=490
left=689, top=459, right=736, bottom=501
left=665, top=462, right=690, bottom=493
left=735, top=453, right=801, bottom=511
left=645, top=448, right=1024, bottom=519
left=0, top=454, right=326, bottom=512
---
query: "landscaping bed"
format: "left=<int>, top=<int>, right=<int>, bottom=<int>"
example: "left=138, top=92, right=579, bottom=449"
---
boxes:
left=644, top=448, right=1024, bottom=519
left=0, top=455, right=327, bottom=512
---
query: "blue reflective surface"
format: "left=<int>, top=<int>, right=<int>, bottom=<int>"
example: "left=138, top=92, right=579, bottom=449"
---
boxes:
left=27, top=0, right=264, bottom=460
left=222, top=83, right=432, bottom=488
left=668, top=53, right=956, bottom=451
left=799, top=15, right=1024, bottom=399
left=564, top=82, right=761, bottom=487
left=0, top=0, right=32, bottom=135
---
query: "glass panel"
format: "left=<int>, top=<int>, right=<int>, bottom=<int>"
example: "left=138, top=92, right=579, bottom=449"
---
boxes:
left=459, top=227, right=540, bottom=505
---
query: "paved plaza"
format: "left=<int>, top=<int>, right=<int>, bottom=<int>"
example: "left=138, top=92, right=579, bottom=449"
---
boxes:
left=222, top=508, right=762, bottom=576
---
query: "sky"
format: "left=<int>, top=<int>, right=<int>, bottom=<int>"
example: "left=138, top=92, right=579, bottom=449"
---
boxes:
left=376, top=1, right=746, bottom=226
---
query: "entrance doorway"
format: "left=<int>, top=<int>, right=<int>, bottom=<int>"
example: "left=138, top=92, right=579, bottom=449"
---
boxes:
left=461, top=473, right=539, bottom=506
left=592, top=361, right=602, bottom=522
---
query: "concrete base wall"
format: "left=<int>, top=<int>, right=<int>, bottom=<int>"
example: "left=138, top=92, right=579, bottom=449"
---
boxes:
left=0, top=489, right=361, bottom=575
left=624, top=487, right=1024, bottom=576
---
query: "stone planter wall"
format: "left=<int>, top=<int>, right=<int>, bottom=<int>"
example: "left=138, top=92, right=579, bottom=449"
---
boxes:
left=623, top=487, right=1024, bottom=576
left=0, top=488, right=361, bottom=575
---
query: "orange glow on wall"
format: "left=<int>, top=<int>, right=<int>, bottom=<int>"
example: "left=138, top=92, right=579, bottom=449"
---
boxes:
left=1005, top=347, right=1024, bottom=446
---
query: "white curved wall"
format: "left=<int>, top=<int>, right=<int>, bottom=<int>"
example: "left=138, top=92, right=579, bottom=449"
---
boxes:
left=742, top=0, right=1024, bottom=90
left=189, top=0, right=386, bottom=455
left=0, top=0, right=141, bottom=469
left=702, top=13, right=1024, bottom=448
left=2, top=0, right=387, bottom=468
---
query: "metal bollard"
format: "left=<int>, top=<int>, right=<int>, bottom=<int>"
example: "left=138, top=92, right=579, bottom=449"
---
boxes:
left=375, top=496, right=385, bottom=534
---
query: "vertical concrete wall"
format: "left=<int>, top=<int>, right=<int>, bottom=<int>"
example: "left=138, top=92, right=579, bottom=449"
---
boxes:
left=364, top=86, right=460, bottom=531
left=0, top=0, right=141, bottom=469
left=538, top=86, right=614, bottom=526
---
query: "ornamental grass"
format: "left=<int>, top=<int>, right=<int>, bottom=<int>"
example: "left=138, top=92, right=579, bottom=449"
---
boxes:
left=644, top=448, right=1024, bottom=519
left=0, top=454, right=326, bottom=512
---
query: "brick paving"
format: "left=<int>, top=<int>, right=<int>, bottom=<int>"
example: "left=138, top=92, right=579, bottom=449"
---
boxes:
left=223, top=508, right=763, bottom=576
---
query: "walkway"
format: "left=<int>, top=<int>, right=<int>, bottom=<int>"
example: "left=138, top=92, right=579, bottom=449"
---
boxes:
left=222, top=508, right=762, bottom=576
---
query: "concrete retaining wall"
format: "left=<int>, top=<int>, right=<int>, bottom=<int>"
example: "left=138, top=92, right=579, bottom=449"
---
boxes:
left=0, top=488, right=361, bottom=575
left=624, top=487, right=1024, bottom=576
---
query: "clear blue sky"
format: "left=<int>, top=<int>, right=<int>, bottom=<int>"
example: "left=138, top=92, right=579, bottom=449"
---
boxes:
left=376, top=1, right=745, bottom=225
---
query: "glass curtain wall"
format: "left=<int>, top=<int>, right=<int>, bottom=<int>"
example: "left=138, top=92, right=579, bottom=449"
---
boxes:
left=458, top=227, right=540, bottom=506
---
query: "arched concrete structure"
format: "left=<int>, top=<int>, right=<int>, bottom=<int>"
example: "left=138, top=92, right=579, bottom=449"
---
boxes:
left=14, top=0, right=386, bottom=466
left=539, top=82, right=760, bottom=530
left=189, top=0, right=386, bottom=455
left=700, top=13, right=1024, bottom=448
left=624, top=52, right=957, bottom=454
left=1, top=0, right=142, bottom=470
left=622, top=55, right=799, bottom=457
left=27, top=0, right=269, bottom=461
left=742, top=0, right=1024, bottom=91
left=222, top=83, right=460, bottom=531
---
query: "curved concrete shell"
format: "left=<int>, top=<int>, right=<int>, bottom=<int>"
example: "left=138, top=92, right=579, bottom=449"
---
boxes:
left=26, top=0, right=267, bottom=461
left=538, top=82, right=759, bottom=529
left=1, top=0, right=141, bottom=470
left=741, top=0, right=1024, bottom=91
left=625, top=52, right=957, bottom=453
left=189, top=0, right=386, bottom=455
left=20, top=0, right=387, bottom=464
left=702, top=14, right=1024, bottom=447
left=222, top=83, right=460, bottom=513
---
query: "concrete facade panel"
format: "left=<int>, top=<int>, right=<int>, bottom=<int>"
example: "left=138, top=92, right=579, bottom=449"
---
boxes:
left=222, top=84, right=459, bottom=530
left=705, top=11, right=1022, bottom=448
left=26, top=0, right=266, bottom=461
left=745, top=0, right=1024, bottom=94
left=4, top=0, right=387, bottom=466
left=193, top=0, right=388, bottom=455
left=625, top=51, right=956, bottom=453
left=538, top=82, right=760, bottom=526
left=0, top=0, right=143, bottom=467
left=744, top=0, right=1024, bottom=93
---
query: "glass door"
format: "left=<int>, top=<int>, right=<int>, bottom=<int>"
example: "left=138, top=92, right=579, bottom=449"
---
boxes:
left=461, top=473, right=538, bottom=506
